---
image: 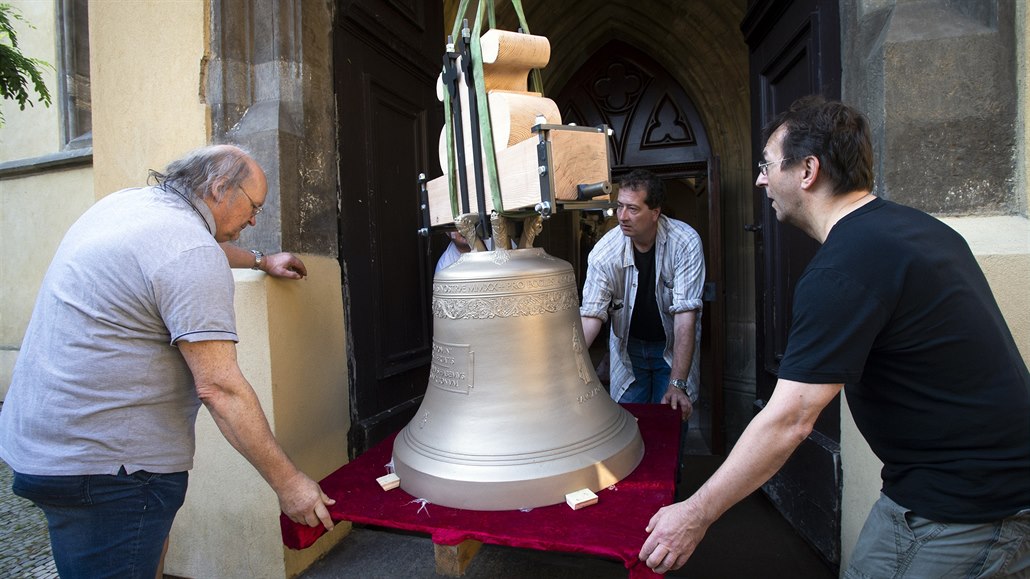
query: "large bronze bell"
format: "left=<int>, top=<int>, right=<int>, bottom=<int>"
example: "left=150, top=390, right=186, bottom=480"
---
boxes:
left=392, top=247, right=644, bottom=510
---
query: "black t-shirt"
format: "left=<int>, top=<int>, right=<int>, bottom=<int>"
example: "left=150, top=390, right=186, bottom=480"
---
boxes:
left=777, top=198, right=1030, bottom=523
left=630, top=244, right=666, bottom=341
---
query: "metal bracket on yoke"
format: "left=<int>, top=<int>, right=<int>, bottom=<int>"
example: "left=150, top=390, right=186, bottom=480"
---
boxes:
left=459, top=23, right=491, bottom=241
left=433, top=23, right=493, bottom=241
left=534, top=120, right=553, bottom=219
left=417, top=172, right=431, bottom=237
left=532, top=122, right=615, bottom=218
left=441, top=36, right=470, bottom=217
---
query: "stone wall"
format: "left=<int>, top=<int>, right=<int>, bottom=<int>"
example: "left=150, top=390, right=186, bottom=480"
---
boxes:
left=844, top=0, right=1018, bottom=213
left=207, top=0, right=338, bottom=257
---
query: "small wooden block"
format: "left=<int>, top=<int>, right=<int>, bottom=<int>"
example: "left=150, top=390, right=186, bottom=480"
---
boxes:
left=376, top=473, right=400, bottom=491
left=435, top=539, right=483, bottom=577
left=565, top=488, right=599, bottom=510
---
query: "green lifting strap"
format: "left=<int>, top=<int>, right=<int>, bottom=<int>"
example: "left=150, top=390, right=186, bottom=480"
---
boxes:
left=508, top=0, right=544, bottom=95
left=469, top=2, right=504, bottom=214
left=450, top=0, right=470, bottom=42
left=442, top=78, right=459, bottom=219
left=502, top=0, right=544, bottom=220
left=510, top=0, right=529, bottom=31
left=443, top=0, right=471, bottom=219
left=443, top=0, right=547, bottom=219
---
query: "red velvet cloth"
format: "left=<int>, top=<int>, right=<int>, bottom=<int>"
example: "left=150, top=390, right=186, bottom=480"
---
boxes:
left=281, top=404, right=680, bottom=578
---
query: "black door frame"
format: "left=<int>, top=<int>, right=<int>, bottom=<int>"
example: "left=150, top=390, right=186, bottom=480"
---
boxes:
left=743, top=0, right=843, bottom=569
left=335, top=0, right=444, bottom=456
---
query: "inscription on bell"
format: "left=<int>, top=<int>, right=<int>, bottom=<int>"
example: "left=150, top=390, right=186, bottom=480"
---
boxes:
left=578, top=385, right=602, bottom=404
left=430, top=340, right=474, bottom=394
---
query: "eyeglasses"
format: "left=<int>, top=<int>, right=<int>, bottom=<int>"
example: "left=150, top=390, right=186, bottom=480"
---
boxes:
left=237, top=185, right=263, bottom=217
left=758, top=157, right=795, bottom=176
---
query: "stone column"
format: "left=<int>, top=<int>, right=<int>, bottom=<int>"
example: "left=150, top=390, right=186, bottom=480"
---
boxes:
left=843, top=0, right=1018, bottom=213
left=207, top=0, right=338, bottom=256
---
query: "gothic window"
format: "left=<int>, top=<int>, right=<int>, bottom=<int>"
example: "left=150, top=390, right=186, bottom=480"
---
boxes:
left=57, top=0, right=90, bottom=149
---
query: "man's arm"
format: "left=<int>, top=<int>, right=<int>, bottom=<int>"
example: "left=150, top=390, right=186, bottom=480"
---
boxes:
left=219, top=242, right=308, bottom=279
left=660, top=310, right=698, bottom=421
left=639, top=379, right=843, bottom=573
left=579, top=241, right=616, bottom=351
left=178, top=339, right=335, bottom=530
left=581, top=316, right=604, bottom=349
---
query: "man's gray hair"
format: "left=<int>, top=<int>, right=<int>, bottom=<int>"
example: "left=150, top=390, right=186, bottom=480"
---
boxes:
left=148, top=145, right=253, bottom=200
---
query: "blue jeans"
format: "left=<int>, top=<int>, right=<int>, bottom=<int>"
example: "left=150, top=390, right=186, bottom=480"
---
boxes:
left=620, top=337, right=671, bottom=404
left=844, top=493, right=1030, bottom=578
left=13, top=467, right=188, bottom=579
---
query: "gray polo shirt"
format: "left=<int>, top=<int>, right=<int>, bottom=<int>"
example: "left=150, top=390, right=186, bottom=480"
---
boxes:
left=0, top=186, right=237, bottom=475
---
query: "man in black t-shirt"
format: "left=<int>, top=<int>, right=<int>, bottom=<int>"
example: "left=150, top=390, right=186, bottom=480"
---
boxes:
left=637, top=96, right=1030, bottom=576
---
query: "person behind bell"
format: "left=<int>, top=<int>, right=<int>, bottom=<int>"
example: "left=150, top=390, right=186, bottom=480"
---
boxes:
left=435, top=229, right=516, bottom=273
left=435, top=230, right=473, bottom=273
left=580, top=169, right=705, bottom=421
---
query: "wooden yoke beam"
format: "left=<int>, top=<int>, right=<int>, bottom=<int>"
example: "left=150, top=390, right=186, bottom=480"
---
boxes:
left=481, top=29, right=550, bottom=92
left=427, top=126, right=610, bottom=226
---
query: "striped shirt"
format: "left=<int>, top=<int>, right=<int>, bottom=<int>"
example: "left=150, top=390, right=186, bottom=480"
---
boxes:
left=580, top=215, right=705, bottom=402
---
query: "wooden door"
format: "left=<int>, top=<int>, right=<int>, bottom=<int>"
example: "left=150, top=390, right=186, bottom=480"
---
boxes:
left=335, top=0, right=444, bottom=456
left=742, top=0, right=842, bottom=568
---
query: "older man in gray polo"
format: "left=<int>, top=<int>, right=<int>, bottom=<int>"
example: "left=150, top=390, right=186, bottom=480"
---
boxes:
left=0, top=145, right=333, bottom=578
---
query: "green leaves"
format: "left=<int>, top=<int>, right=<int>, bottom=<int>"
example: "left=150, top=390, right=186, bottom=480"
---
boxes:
left=0, top=3, right=53, bottom=125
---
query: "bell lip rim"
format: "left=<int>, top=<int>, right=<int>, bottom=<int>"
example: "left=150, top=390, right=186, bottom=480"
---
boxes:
left=393, top=408, right=636, bottom=466
left=391, top=432, right=645, bottom=511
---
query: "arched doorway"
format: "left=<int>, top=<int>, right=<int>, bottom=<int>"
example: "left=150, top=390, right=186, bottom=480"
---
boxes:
left=554, top=40, right=726, bottom=454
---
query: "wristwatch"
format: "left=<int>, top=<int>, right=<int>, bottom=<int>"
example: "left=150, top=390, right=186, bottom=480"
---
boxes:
left=670, top=379, right=699, bottom=404
left=250, top=249, right=264, bottom=270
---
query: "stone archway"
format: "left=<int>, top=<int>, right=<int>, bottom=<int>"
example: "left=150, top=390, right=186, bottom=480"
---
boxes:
left=555, top=41, right=711, bottom=169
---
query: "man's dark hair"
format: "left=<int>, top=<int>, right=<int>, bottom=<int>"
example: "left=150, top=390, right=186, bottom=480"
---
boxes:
left=620, top=169, right=665, bottom=209
left=148, top=145, right=253, bottom=201
left=762, top=95, right=874, bottom=196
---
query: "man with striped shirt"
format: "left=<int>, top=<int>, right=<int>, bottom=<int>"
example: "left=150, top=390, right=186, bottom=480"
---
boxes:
left=580, top=169, right=705, bottom=421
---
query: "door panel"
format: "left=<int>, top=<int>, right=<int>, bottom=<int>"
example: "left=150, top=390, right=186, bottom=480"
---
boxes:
left=705, top=156, right=725, bottom=455
left=743, top=0, right=842, bottom=568
left=336, top=0, right=443, bottom=455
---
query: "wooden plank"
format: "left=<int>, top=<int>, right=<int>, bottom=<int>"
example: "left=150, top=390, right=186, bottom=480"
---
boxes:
left=427, top=128, right=609, bottom=226
left=497, top=134, right=548, bottom=208
left=435, top=92, right=559, bottom=175
left=434, top=539, right=483, bottom=576
left=481, top=30, right=550, bottom=67
left=550, top=129, right=609, bottom=201
left=481, top=29, right=550, bottom=93
left=490, top=92, right=561, bottom=148
left=427, top=137, right=539, bottom=226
